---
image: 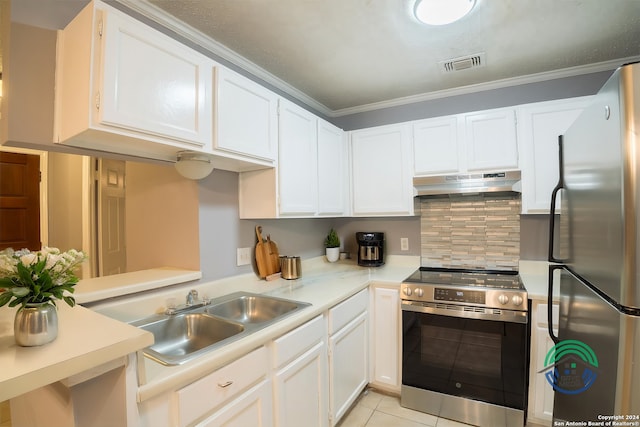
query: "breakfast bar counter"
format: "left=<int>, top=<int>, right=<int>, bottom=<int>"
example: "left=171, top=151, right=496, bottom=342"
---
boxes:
left=0, top=303, right=153, bottom=402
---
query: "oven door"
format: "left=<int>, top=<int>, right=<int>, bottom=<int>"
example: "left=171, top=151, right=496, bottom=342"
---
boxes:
left=402, top=301, right=530, bottom=411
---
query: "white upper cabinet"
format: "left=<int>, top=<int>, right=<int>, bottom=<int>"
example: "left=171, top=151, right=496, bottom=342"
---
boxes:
left=56, top=1, right=213, bottom=161
left=517, top=96, right=592, bottom=213
left=465, top=108, right=518, bottom=171
left=413, top=108, right=518, bottom=176
left=98, top=6, right=211, bottom=147
left=413, top=115, right=459, bottom=175
left=317, top=120, right=348, bottom=216
left=238, top=99, right=347, bottom=218
left=215, top=67, right=278, bottom=162
left=278, top=99, right=319, bottom=215
left=350, top=124, right=413, bottom=216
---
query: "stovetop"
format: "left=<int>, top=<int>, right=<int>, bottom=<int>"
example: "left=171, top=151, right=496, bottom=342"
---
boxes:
left=401, top=267, right=528, bottom=311
left=403, top=267, right=525, bottom=290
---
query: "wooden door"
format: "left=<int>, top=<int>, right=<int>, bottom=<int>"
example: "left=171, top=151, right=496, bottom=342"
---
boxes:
left=0, top=152, right=41, bottom=251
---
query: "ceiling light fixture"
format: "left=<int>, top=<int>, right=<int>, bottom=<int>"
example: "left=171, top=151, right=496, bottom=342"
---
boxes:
left=414, top=0, right=476, bottom=26
left=174, top=151, right=214, bottom=180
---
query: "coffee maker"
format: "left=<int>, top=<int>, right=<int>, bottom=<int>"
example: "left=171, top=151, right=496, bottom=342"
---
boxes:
left=356, top=232, right=384, bottom=267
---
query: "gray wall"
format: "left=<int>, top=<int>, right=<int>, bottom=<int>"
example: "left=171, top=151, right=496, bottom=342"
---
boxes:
left=197, top=169, right=550, bottom=283
left=197, top=169, right=421, bottom=281
left=331, top=70, right=614, bottom=131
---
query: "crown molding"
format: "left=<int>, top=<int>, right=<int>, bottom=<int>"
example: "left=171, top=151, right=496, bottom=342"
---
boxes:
left=330, top=57, right=640, bottom=117
left=110, top=1, right=639, bottom=119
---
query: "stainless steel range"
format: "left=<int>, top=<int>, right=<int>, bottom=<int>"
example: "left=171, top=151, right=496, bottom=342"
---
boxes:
left=400, top=267, right=530, bottom=427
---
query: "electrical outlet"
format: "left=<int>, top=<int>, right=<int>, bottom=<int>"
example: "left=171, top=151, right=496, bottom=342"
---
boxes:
left=400, top=237, right=409, bottom=251
left=237, top=247, right=252, bottom=266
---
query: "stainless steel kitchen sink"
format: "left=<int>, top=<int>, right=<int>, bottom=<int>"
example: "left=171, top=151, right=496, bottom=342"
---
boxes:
left=205, top=292, right=304, bottom=324
left=133, top=292, right=310, bottom=365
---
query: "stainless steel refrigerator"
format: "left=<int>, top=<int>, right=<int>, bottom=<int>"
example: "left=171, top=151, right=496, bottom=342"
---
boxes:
left=548, top=62, right=640, bottom=423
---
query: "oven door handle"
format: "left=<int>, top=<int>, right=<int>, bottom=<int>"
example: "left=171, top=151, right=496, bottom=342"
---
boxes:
left=401, top=301, right=528, bottom=324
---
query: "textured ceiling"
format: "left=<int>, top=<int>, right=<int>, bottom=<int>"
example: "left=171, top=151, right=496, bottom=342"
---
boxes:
left=145, top=0, right=640, bottom=112
left=10, top=0, right=640, bottom=114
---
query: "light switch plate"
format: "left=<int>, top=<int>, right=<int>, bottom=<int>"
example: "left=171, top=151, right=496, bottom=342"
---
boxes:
left=400, top=237, right=409, bottom=251
left=237, top=247, right=252, bottom=266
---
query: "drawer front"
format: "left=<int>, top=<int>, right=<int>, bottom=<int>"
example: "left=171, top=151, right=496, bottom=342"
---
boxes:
left=328, top=289, right=368, bottom=335
left=175, top=346, right=268, bottom=427
left=273, top=315, right=325, bottom=369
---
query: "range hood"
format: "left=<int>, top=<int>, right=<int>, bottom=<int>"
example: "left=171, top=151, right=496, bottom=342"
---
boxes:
left=413, top=170, right=522, bottom=196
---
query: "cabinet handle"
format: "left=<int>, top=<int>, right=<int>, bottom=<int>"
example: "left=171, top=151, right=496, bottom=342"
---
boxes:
left=217, top=380, right=233, bottom=388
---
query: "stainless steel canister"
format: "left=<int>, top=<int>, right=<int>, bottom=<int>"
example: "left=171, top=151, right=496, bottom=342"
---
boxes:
left=280, top=256, right=301, bottom=279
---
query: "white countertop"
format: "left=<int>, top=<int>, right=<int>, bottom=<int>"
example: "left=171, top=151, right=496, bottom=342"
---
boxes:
left=519, top=260, right=558, bottom=301
left=74, top=267, right=202, bottom=304
left=0, top=303, right=153, bottom=402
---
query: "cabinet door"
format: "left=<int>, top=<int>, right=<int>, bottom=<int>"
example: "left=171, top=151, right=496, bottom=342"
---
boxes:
left=329, top=311, right=368, bottom=425
left=278, top=100, right=318, bottom=215
left=413, top=116, right=460, bottom=175
left=215, top=67, right=278, bottom=161
left=99, top=8, right=212, bottom=148
left=198, top=380, right=273, bottom=427
left=370, top=286, right=400, bottom=391
left=317, top=119, right=347, bottom=216
left=528, top=301, right=559, bottom=424
left=518, top=97, right=592, bottom=213
left=274, top=342, right=328, bottom=427
left=350, top=124, right=413, bottom=216
left=465, top=109, right=518, bottom=172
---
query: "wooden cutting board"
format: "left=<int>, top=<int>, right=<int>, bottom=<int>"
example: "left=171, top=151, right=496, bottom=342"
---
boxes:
left=266, top=234, right=280, bottom=274
left=255, top=226, right=280, bottom=278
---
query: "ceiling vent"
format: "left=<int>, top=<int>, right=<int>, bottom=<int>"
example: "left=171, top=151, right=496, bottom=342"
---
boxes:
left=439, top=52, right=486, bottom=73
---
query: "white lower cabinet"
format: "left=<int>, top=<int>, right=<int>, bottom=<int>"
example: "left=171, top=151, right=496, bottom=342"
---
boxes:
left=369, top=284, right=400, bottom=392
left=272, top=315, right=328, bottom=427
left=197, top=381, right=273, bottom=427
left=137, top=291, right=373, bottom=427
left=328, top=289, right=369, bottom=425
left=528, top=300, right=559, bottom=425
left=174, top=346, right=270, bottom=427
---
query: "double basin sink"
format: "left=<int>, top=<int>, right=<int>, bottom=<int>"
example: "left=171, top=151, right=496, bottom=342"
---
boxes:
left=132, top=291, right=310, bottom=365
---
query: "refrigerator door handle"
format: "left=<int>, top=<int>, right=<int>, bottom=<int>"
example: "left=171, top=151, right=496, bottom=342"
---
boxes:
left=548, top=135, right=565, bottom=263
left=547, top=264, right=562, bottom=344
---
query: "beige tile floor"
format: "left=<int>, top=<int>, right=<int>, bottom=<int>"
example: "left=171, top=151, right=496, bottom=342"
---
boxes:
left=337, top=388, right=546, bottom=427
left=337, top=389, right=476, bottom=427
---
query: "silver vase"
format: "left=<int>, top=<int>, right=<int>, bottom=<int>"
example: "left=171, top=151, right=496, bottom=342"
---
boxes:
left=14, top=303, right=59, bottom=346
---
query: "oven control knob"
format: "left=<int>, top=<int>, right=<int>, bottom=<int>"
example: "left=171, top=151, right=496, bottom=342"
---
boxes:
left=403, top=287, right=412, bottom=296
left=415, top=288, right=424, bottom=297
left=512, top=295, right=524, bottom=306
left=498, top=294, right=510, bottom=305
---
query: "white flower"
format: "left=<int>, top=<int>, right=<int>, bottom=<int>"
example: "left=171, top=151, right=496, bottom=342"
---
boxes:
left=45, top=254, right=62, bottom=270
left=20, top=253, right=38, bottom=266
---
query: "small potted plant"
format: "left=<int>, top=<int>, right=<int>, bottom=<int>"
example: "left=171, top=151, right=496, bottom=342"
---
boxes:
left=324, top=228, right=341, bottom=263
left=0, top=247, right=87, bottom=346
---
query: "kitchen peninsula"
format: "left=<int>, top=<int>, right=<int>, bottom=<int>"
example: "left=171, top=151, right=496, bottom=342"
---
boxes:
left=0, top=303, right=152, bottom=426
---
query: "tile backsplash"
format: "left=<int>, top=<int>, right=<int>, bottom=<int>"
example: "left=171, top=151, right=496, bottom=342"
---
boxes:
left=419, top=194, right=521, bottom=270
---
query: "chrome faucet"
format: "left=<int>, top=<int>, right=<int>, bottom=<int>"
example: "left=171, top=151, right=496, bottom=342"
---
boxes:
left=186, top=289, right=198, bottom=305
left=165, top=289, right=209, bottom=315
